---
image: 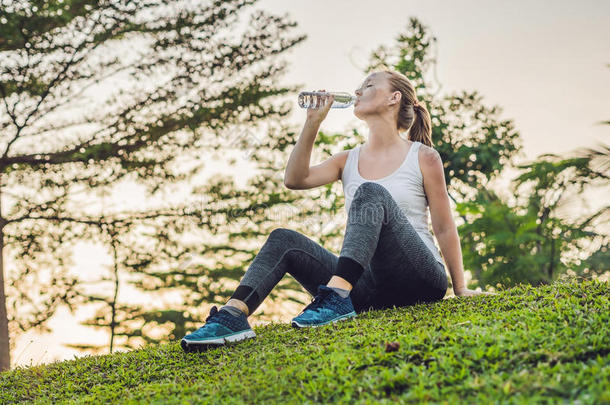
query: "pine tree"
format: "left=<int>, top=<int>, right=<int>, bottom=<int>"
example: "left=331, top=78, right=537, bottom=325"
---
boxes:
left=0, top=0, right=305, bottom=370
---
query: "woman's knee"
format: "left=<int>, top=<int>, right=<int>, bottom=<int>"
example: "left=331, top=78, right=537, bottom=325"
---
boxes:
left=354, top=182, right=387, bottom=199
left=351, top=182, right=405, bottom=222
left=267, top=228, right=311, bottom=252
left=269, top=227, right=291, bottom=240
left=269, top=227, right=302, bottom=242
left=349, top=183, right=391, bottom=223
left=352, top=182, right=396, bottom=209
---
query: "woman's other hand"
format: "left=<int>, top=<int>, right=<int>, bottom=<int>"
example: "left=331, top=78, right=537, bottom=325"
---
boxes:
left=306, top=89, right=334, bottom=125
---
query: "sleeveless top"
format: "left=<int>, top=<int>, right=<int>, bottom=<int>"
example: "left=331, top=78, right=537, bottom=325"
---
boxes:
left=341, top=141, right=445, bottom=265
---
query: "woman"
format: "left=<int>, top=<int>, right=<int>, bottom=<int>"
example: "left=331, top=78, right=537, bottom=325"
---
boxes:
left=181, top=69, right=495, bottom=352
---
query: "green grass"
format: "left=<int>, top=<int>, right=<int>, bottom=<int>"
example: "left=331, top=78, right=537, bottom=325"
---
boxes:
left=1, top=279, right=609, bottom=404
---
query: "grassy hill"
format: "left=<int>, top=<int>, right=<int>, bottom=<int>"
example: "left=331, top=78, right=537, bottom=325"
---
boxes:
left=1, top=279, right=608, bottom=404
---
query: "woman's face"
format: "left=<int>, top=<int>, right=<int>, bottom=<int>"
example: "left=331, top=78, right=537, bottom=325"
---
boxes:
left=353, top=72, right=395, bottom=119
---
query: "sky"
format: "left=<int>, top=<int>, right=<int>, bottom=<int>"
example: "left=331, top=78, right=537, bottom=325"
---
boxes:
left=11, top=0, right=610, bottom=368
left=259, top=0, right=609, bottom=161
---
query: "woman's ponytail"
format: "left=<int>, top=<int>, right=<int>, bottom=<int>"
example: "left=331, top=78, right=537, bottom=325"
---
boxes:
left=408, top=103, right=433, bottom=147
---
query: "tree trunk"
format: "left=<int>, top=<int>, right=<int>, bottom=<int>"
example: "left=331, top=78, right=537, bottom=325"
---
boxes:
left=109, top=239, right=120, bottom=354
left=548, top=237, right=556, bottom=282
left=0, top=181, right=10, bottom=371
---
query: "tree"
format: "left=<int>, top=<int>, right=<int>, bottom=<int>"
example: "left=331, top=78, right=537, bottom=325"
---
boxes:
left=455, top=66, right=610, bottom=288
left=0, top=0, right=305, bottom=370
left=456, top=166, right=608, bottom=288
left=567, top=103, right=610, bottom=279
left=456, top=188, right=550, bottom=286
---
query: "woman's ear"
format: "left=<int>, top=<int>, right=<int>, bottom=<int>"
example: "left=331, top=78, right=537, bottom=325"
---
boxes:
left=388, top=91, right=401, bottom=106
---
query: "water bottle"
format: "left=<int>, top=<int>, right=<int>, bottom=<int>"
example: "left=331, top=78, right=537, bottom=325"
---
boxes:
left=298, top=91, right=356, bottom=109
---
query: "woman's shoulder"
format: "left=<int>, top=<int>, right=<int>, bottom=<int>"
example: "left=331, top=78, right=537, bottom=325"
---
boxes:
left=417, top=142, right=441, bottom=163
left=417, top=143, right=444, bottom=182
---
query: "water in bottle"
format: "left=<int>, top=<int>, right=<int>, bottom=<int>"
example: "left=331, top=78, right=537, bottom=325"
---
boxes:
left=298, top=91, right=356, bottom=109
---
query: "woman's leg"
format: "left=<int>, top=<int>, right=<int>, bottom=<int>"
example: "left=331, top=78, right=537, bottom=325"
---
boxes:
left=227, top=227, right=342, bottom=316
left=182, top=227, right=345, bottom=350
left=339, top=181, right=448, bottom=310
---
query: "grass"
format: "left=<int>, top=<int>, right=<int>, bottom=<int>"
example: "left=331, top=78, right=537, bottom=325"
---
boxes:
left=1, top=279, right=608, bottom=404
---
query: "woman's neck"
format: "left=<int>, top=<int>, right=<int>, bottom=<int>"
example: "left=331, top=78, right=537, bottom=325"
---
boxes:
left=364, top=118, right=403, bottom=152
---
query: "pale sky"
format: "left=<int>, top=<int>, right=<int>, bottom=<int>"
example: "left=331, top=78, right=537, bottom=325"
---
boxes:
left=11, top=0, right=610, bottom=368
left=260, top=0, right=609, bottom=161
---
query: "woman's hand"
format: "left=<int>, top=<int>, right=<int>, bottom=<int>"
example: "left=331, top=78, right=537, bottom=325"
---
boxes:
left=306, top=89, right=334, bottom=125
left=454, top=287, right=497, bottom=297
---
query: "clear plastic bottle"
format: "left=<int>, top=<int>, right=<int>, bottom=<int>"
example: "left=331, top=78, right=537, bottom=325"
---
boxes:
left=298, top=91, right=356, bottom=109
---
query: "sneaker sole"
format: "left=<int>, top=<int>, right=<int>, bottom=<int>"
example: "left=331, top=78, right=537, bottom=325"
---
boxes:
left=181, top=329, right=256, bottom=352
left=291, top=311, right=357, bottom=329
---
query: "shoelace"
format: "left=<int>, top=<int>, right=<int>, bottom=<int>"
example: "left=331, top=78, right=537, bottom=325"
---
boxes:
left=301, top=288, right=334, bottom=313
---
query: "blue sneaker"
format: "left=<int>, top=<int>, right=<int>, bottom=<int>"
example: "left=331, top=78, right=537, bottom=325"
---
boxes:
left=181, top=306, right=256, bottom=352
left=291, top=285, right=357, bottom=328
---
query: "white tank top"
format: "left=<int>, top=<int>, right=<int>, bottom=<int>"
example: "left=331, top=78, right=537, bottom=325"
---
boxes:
left=341, top=141, right=444, bottom=265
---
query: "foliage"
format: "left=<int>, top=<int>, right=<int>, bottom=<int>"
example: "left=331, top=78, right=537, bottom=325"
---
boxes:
left=0, top=0, right=305, bottom=364
left=456, top=133, right=609, bottom=288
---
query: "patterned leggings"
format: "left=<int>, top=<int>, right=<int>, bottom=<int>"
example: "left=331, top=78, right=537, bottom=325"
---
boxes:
left=229, top=181, right=448, bottom=315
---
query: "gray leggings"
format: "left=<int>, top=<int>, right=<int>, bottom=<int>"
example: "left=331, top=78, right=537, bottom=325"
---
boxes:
left=229, top=182, right=448, bottom=315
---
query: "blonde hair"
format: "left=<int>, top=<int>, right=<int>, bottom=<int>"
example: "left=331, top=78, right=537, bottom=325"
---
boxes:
left=382, top=70, right=433, bottom=147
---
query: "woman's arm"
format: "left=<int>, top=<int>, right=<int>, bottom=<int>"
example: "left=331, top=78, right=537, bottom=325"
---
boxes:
left=284, top=118, right=321, bottom=188
left=284, top=92, right=335, bottom=189
left=419, top=146, right=495, bottom=297
left=435, top=226, right=466, bottom=293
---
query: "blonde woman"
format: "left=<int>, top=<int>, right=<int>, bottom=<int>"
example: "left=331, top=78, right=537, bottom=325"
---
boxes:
left=181, top=69, right=494, bottom=352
